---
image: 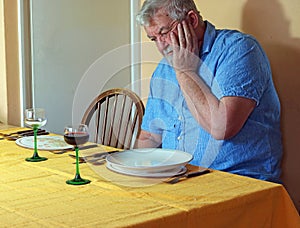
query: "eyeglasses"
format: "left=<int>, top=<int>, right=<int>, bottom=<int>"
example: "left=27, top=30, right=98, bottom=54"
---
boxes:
left=149, top=19, right=179, bottom=42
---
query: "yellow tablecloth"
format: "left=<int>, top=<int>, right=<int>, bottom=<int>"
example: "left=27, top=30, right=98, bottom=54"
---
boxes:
left=0, top=126, right=299, bottom=227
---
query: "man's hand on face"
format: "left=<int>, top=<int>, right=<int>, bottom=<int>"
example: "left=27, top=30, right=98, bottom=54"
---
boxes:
left=170, top=20, right=201, bottom=74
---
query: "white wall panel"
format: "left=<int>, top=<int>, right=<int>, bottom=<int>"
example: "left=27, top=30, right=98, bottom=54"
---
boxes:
left=30, top=0, right=131, bottom=134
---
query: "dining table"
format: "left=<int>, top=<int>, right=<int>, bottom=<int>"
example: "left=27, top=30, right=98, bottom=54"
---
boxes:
left=0, top=124, right=299, bottom=227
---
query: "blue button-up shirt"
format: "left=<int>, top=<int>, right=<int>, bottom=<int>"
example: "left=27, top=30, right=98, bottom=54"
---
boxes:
left=141, top=21, right=282, bottom=182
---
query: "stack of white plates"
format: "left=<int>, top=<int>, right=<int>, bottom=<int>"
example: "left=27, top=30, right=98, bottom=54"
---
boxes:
left=106, top=148, right=193, bottom=177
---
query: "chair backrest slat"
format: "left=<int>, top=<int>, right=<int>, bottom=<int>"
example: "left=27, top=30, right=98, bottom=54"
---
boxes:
left=119, top=99, right=133, bottom=149
left=101, top=96, right=110, bottom=145
left=95, top=102, right=101, bottom=143
left=115, top=95, right=127, bottom=148
left=107, top=94, right=118, bottom=146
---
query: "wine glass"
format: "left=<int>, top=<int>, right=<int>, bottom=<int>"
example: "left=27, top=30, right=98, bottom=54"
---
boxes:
left=64, top=124, right=91, bottom=185
left=24, top=108, right=48, bottom=162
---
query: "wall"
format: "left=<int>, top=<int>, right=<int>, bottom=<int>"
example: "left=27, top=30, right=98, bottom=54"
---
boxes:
left=29, top=0, right=131, bottom=134
left=140, top=0, right=300, bottom=212
left=1, top=0, right=134, bottom=132
left=0, top=0, right=21, bottom=125
left=0, top=0, right=7, bottom=123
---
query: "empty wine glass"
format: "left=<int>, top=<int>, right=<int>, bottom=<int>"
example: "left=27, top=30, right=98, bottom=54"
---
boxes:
left=64, top=124, right=91, bottom=185
left=24, top=108, right=48, bottom=162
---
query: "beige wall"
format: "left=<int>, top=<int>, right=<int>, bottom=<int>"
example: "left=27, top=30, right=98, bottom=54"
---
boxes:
left=140, top=0, right=300, bottom=212
left=0, top=0, right=21, bottom=125
left=0, top=0, right=7, bottom=123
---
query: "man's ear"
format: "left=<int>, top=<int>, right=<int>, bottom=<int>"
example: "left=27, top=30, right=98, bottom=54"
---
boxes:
left=187, top=10, right=199, bottom=28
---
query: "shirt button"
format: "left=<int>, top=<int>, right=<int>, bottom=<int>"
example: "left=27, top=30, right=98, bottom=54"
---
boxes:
left=177, top=136, right=182, bottom=140
left=178, top=116, right=183, bottom=121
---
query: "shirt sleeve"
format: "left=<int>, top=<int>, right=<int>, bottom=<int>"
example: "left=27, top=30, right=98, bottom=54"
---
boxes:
left=212, top=34, right=271, bottom=105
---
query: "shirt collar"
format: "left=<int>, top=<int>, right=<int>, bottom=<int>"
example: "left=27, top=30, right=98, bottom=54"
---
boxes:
left=200, top=21, right=216, bottom=56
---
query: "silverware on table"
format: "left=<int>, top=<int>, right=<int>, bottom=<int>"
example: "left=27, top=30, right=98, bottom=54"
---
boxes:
left=166, top=169, right=210, bottom=184
left=69, top=154, right=106, bottom=164
left=0, top=129, right=36, bottom=137
left=52, top=144, right=99, bottom=154
left=68, top=150, right=120, bottom=163
left=4, top=129, right=49, bottom=141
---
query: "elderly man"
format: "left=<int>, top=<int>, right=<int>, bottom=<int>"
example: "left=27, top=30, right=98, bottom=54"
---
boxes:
left=135, top=0, right=282, bottom=183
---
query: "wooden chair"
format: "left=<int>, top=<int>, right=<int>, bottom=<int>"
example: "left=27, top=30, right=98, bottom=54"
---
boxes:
left=81, top=88, right=145, bottom=149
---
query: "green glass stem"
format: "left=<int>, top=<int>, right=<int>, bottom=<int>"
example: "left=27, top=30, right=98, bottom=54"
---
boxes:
left=25, top=125, right=47, bottom=162
left=33, top=125, right=39, bottom=158
left=75, top=146, right=81, bottom=177
left=66, top=146, right=90, bottom=185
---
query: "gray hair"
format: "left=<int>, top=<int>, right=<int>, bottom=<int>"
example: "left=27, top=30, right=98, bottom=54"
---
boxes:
left=136, top=0, right=201, bottom=26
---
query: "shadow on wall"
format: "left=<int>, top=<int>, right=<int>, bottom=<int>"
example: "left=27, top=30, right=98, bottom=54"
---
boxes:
left=242, top=0, right=300, bottom=213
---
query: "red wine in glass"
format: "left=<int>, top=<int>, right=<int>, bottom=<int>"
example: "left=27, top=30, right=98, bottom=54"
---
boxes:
left=64, top=132, right=89, bottom=146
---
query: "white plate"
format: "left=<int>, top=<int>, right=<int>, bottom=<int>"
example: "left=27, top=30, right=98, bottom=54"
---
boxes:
left=107, top=163, right=187, bottom=177
left=106, top=148, right=193, bottom=174
left=15, top=135, right=73, bottom=151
